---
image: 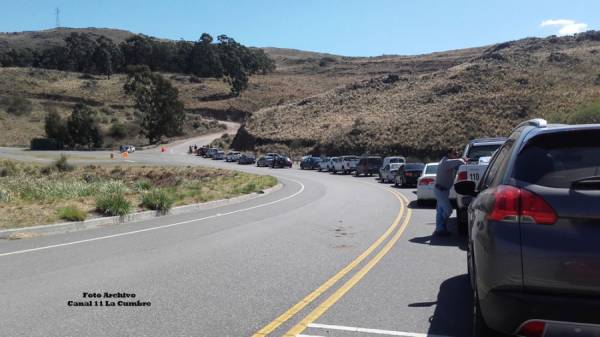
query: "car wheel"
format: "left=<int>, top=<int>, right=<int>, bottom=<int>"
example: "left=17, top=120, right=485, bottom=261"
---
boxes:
left=417, top=199, right=424, bottom=207
left=457, top=208, right=468, bottom=235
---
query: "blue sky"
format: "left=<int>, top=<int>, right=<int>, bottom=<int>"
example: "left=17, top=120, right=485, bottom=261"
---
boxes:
left=1, top=0, right=598, bottom=56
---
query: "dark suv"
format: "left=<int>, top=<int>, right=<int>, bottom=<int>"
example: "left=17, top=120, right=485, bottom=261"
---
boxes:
left=455, top=119, right=600, bottom=337
left=354, top=156, right=382, bottom=176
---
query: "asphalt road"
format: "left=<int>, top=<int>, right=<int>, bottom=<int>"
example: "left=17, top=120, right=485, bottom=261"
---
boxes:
left=0, top=146, right=471, bottom=337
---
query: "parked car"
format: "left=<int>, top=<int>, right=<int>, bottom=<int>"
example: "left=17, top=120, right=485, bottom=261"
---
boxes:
left=213, top=150, right=225, bottom=160
left=453, top=137, right=507, bottom=233
left=416, top=163, right=439, bottom=205
left=354, top=156, right=382, bottom=176
left=379, top=163, right=403, bottom=183
left=205, top=148, right=219, bottom=158
left=197, top=145, right=209, bottom=157
left=300, top=156, right=321, bottom=170
left=119, top=145, right=135, bottom=153
left=272, top=155, right=293, bottom=168
left=332, top=155, right=360, bottom=174
left=394, top=163, right=425, bottom=187
left=455, top=118, right=600, bottom=337
left=225, top=151, right=241, bottom=162
left=238, top=153, right=256, bottom=165
left=317, top=157, right=330, bottom=172
left=327, top=157, right=339, bottom=172
left=380, top=156, right=406, bottom=179
left=256, top=155, right=273, bottom=167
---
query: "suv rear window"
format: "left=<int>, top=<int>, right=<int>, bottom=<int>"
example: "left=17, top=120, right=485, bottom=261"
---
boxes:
left=466, top=144, right=503, bottom=161
left=513, top=130, right=600, bottom=188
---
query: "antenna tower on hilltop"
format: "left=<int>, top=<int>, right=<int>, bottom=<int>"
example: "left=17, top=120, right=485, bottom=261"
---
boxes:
left=55, top=7, right=60, bottom=28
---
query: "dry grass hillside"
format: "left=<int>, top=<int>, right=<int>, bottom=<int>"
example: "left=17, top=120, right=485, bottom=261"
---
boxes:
left=0, top=28, right=480, bottom=147
left=238, top=32, right=600, bottom=158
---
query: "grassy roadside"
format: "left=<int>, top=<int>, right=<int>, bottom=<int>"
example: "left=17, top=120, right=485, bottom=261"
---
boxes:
left=0, top=158, right=277, bottom=230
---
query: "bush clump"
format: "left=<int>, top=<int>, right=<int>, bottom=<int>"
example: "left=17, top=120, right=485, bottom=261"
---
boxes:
left=140, top=189, right=174, bottom=213
left=0, top=96, right=33, bottom=116
left=134, top=179, right=152, bottom=192
left=58, top=206, right=87, bottom=221
left=96, top=192, right=131, bottom=216
left=52, top=154, right=75, bottom=172
left=567, top=102, right=600, bottom=124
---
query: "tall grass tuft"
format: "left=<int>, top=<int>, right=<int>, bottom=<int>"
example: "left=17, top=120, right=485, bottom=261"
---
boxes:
left=48, top=154, right=75, bottom=172
left=141, top=189, right=174, bottom=213
left=57, top=206, right=87, bottom=221
left=134, top=179, right=152, bottom=192
left=96, top=192, right=131, bottom=216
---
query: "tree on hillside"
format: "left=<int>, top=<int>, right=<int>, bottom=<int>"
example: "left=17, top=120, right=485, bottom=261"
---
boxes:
left=44, top=109, right=69, bottom=144
left=189, top=33, right=224, bottom=77
left=64, top=33, right=98, bottom=73
left=217, top=35, right=248, bottom=96
left=123, top=66, right=185, bottom=144
left=66, top=104, right=103, bottom=149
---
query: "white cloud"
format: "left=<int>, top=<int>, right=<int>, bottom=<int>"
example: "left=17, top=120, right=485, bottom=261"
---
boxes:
left=541, top=19, right=588, bottom=36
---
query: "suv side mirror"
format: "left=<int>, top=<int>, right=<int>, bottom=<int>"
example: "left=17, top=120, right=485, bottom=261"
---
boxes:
left=454, top=181, right=477, bottom=197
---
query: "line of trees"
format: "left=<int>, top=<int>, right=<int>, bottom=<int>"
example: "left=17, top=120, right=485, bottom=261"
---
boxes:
left=0, top=32, right=275, bottom=95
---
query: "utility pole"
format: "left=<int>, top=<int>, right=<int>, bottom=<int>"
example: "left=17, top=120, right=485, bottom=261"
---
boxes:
left=55, top=7, right=60, bottom=28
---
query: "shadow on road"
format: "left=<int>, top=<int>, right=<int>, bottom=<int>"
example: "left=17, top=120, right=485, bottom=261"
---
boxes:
left=408, top=217, right=468, bottom=251
left=409, top=274, right=473, bottom=337
left=407, top=200, right=436, bottom=209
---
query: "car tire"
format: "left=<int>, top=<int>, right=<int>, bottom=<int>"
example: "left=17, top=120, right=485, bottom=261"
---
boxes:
left=457, top=208, right=468, bottom=235
left=417, top=199, right=424, bottom=207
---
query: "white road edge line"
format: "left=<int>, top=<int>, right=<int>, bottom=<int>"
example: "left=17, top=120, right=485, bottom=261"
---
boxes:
left=0, top=178, right=305, bottom=258
left=298, top=335, right=325, bottom=337
left=307, top=323, right=454, bottom=337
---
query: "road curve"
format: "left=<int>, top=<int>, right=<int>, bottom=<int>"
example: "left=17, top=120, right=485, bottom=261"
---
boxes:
left=0, top=146, right=470, bottom=337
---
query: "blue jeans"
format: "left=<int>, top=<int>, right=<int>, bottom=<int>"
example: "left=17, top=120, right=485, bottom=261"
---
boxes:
left=434, top=187, right=452, bottom=231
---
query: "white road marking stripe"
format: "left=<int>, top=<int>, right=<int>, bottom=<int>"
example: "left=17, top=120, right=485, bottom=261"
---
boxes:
left=0, top=178, right=305, bottom=257
left=298, top=335, right=325, bottom=337
left=308, top=323, right=454, bottom=337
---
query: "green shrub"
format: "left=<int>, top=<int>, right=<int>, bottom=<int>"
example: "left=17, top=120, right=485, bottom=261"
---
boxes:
left=134, top=180, right=152, bottom=192
left=96, top=192, right=131, bottom=216
left=0, top=161, right=19, bottom=177
left=141, top=189, right=174, bottom=213
left=58, top=206, right=87, bottom=221
left=49, top=154, right=74, bottom=172
left=0, top=96, right=33, bottom=116
left=109, top=122, right=127, bottom=139
left=567, top=102, right=600, bottom=124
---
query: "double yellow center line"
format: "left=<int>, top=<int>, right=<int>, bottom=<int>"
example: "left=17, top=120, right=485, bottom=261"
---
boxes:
left=252, top=188, right=412, bottom=337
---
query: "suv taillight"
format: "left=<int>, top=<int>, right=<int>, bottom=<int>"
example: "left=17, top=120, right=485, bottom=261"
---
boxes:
left=517, top=320, right=546, bottom=337
left=456, top=171, right=468, bottom=182
left=419, top=178, right=434, bottom=186
left=488, top=185, right=557, bottom=225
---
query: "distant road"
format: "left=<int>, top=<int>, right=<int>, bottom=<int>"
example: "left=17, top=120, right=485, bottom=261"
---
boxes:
left=0, top=129, right=471, bottom=337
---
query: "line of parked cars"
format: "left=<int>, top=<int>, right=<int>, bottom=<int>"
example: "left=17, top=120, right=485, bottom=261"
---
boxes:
left=195, top=146, right=292, bottom=168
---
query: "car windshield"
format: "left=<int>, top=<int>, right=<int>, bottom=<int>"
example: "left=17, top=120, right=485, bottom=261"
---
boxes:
left=466, top=144, right=502, bottom=161
left=425, top=164, right=438, bottom=174
left=368, top=158, right=382, bottom=164
left=405, top=163, right=425, bottom=170
left=513, top=130, right=600, bottom=188
left=388, top=157, right=405, bottom=164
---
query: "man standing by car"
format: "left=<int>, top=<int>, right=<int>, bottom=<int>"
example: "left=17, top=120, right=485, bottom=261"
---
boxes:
left=434, top=148, right=465, bottom=236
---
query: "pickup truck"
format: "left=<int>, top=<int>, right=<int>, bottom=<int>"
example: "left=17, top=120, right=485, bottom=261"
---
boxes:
left=453, top=137, right=506, bottom=234
left=332, top=155, right=360, bottom=175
